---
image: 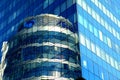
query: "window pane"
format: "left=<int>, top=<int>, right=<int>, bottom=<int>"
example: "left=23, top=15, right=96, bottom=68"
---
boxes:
left=94, top=27, right=98, bottom=37
left=86, top=38, right=91, bottom=50
left=83, top=18, right=88, bottom=29
left=54, top=6, right=60, bottom=15
left=96, top=46, right=101, bottom=57
left=67, top=0, right=73, bottom=8
left=91, top=42, right=96, bottom=53
left=78, top=14, right=84, bottom=25
left=61, top=1, right=66, bottom=12
left=89, top=23, right=93, bottom=33
left=44, top=0, right=48, bottom=9
left=99, top=30, right=103, bottom=41
left=80, top=34, right=85, bottom=46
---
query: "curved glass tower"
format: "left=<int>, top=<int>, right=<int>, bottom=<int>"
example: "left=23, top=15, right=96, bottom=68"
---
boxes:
left=3, top=14, right=81, bottom=80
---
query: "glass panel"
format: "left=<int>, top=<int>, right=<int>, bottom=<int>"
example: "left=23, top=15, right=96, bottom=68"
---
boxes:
left=67, top=0, right=73, bottom=8
left=89, top=23, right=93, bottom=33
left=99, top=30, right=103, bottom=41
left=94, top=27, right=98, bottom=37
left=80, top=34, right=85, bottom=46
left=91, top=42, right=96, bottom=53
left=44, top=0, right=48, bottom=9
left=83, top=60, right=87, bottom=68
left=78, top=14, right=84, bottom=25
left=83, top=18, right=88, bottom=29
left=86, top=38, right=91, bottom=50
left=96, top=46, right=100, bottom=57
left=61, top=1, right=66, bottom=12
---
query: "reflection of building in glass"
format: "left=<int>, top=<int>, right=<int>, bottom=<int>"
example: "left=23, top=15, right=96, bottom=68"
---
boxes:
left=1, top=0, right=120, bottom=80
left=1, top=41, right=8, bottom=80
left=0, top=64, right=2, bottom=80
left=77, top=0, right=120, bottom=80
left=3, top=14, right=81, bottom=80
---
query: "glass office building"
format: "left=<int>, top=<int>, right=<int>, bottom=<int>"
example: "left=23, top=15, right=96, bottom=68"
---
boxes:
left=77, top=0, right=120, bottom=80
left=0, top=0, right=120, bottom=80
left=3, top=14, right=81, bottom=80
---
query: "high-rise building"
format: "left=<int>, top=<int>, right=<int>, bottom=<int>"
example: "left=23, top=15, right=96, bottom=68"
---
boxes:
left=0, top=0, right=120, bottom=80
left=3, top=14, right=81, bottom=80
left=77, top=0, right=120, bottom=80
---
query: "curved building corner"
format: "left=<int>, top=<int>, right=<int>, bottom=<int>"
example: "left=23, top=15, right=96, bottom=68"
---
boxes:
left=3, top=14, right=81, bottom=80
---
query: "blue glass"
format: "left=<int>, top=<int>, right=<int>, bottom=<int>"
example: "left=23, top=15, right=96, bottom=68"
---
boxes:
left=1, top=0, right=120, bottom=80
left=23, top=19, right=35, bottom=28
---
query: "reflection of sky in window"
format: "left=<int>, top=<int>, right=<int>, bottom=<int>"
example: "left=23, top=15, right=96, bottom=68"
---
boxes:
left=105, top=0, right=120, bottom=17
left=83, top=60, right=87, bottom=68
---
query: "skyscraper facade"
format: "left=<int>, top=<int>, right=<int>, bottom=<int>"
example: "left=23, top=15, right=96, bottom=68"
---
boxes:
left=0, top=0, right=120, bottom=80
left=0, top=0, right=77, bottom=58
left=3, top=14, right=81, bottom=80
left=77, top=0, right=120, bottom=80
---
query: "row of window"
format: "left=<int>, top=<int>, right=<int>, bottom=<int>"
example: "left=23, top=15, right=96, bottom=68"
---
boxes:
left=78, top=14, right=120, bottom=55
left=9, top=30, right=77, bottom=52
left=0, top=1, right=29, bottom=43
left=91, top=0, right=120, bottom=29
left=0, top=0, right=25, bottom=31
left=82, top=60, right=105, bottom=80
left=0, top=0, right=41, bottom=42
left=79, top=33, right=120, bottom=71
left=43, top=0, right=55, bottom=9
left=82, top=65, right=119, bottom=80
left=4, top=65, right=79, bottom=80
left=77, top=0, right=120, bottom=44
left=81, top=51, right=120, bottom=80
left=20, top=46, right=78, bottom=63
left=54, top=0, right=76, bottom=15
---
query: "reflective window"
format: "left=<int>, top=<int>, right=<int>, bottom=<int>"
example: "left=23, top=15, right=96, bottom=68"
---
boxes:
left=54, top=6, right=60, bottom=15
left=80, top=34, right=85, bottom=46
left=83, top=60, right=87, bottom=68
left=67, top=0, right=73, bottom=8
left=78, top=14, right=84, bottom=25
left=103, top=35, right=107, bottom=44
left=101, top=72, right=104, bottom=80
left=94, top=63, right=99, bottom=76
left=83, top=18, right=88, bottom=29
left=87, top=5, right=91, bottom=14
left=115, top=61, right=119, bottom=70
left=43, top=0, right=48, bottom=9
left=92, top=10, right=96, bottom=19
left=99, top=30, right=103, bottom=41
left=82, top=1, right=87, bottom=11
left=93, top=27, right=98, bottom=37
left=101, top=50, right=106, bottom=61
left=74, top=13, right=77, bottom=23
left=85, top=38, right=91, bottom=50
left=91, top=42, right=96, bottom=53
left=107, top=37, right=112, bottom=48
left=61, top=1, right=66, bottom=12
left=110, top=57, right=114, bottom=67
left=88, top=60, right=94, bottom=73
left=82, top=67, right=89, bottom=79
left=89, top=72, right=94, bottom=80
left=96, top=46, right=100, bottom=57
left=106, top=54, right=110, bottom=63
left=96, top=13, right=100, bottom=22
left=49, top=0, right=54, bottom=5
left=88, top=23, right=93, bottom=33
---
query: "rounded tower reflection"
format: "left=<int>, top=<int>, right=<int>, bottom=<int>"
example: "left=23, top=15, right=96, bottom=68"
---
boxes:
left=3, top=14, right=81, bottom=80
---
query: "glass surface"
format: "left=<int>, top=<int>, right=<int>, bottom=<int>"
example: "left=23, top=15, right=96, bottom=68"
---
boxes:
left=77, top=0, right=120, bottom=79
left=3, top=14, right=80, bottom=80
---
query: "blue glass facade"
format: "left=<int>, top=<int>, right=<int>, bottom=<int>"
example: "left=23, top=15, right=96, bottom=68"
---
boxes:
left=3, top=14, right=81, bottom=80
left=0, top=0, right=77, bottom=58
left=77, top=0, right=120, bottom=80
left=0, top=0, right=120, bottom=80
